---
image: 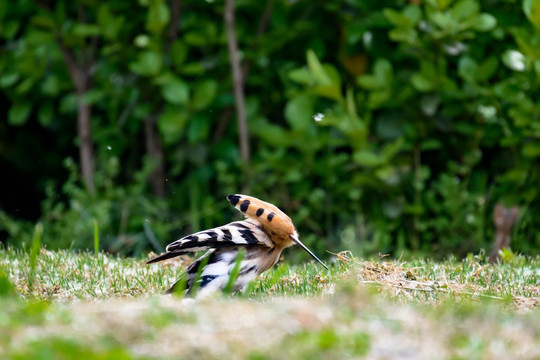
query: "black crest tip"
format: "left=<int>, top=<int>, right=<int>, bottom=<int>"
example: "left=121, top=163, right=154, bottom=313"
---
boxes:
left=227, top=194, right=241, bottom=206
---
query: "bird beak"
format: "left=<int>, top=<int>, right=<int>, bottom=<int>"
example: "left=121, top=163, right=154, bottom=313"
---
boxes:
left=289, top=234, right=329, bottom=270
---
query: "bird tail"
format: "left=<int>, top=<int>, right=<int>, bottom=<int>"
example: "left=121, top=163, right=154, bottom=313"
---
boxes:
left=146, top=251, right=186, bottom=264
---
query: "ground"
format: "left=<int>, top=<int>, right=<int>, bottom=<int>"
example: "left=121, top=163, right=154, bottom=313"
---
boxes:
left=0, top=248, right=539, bottom=359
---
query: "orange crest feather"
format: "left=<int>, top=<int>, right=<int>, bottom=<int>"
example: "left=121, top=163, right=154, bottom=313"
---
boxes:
left=227, top=194, right=296, bottom=240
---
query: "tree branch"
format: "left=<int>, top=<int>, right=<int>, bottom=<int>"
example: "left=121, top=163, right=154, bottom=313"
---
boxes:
left=212, top=107, right=233, bottom=144
left=56, top=37, right=87, bottom=91
left=144, top=114, right=167, bottom=198
left=167, top=0, right=181, bottom=51
left=225, top=0, right=250, bottom=165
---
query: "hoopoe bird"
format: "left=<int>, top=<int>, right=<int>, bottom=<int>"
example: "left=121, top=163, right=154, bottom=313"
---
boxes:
left=147, top=194, right=328, bottom=297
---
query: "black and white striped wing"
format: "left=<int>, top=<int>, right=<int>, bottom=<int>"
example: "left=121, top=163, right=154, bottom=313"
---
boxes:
left=146, top=220, right=272, bottom=264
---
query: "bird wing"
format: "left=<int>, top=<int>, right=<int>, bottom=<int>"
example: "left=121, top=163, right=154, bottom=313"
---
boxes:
left=146, top=219, right=273, bottom=264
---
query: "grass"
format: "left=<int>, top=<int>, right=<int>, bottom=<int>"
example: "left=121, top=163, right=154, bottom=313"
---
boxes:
left=0, top=247, right=539, bottom=359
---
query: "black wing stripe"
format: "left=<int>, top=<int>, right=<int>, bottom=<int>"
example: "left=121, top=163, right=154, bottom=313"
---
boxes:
left=221, top=228, right=232, bottom=241
left=239, top=229, right=259, bottom=244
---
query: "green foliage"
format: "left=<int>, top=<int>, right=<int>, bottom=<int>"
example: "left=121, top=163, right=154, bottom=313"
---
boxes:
left=1, top=0, right=540, bottom=258
left=0, top=271, right=17, bottom=298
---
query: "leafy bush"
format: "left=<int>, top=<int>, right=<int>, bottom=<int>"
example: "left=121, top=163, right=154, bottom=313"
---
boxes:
left=1, top=0, right=540, bottom=258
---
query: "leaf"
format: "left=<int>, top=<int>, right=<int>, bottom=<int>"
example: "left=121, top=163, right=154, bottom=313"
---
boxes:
left=289, top=68, right=313, bottom=85
left=31, top=14, right=56, bottom=29
left=0, top=72, right=19, bottom=87
left=312, top=85, right=342, bottom=101
left=383, top=8, right=413, bottom=28
left=187, top=113, right=210, bottom=143
left=83, top=89, right=105, bottom=105
left=134, top=34, right=150, bottom=47
left=98, top=5, right=124, bottom=40
left=475, top=56, right=498, bottom=82
left=252, top=119, right=291, bottom=147
left=285, top=94, right=315, bottom=131
left=431, top=12, right=453, bottom=31
left=458, top=56, right=477, bottom=83
left=170, top=40, right=188, bottom=68
left=307, top=49, right=332, bottom=86
left=421, top=139, right=442, bottom=150
left=421, top=94, right=440, bottom=116
left=181, top=62, right=205, bottom=75
left=158, top=105, right=188, bottom=145
left=502, top=50, right=527, bottom=72
left=509, top=106, right=530, bottom=127
left=493, top=79, right=521, bottom=101
left=72, top=24, right=100, bottom=37
left=523, top=0, right=540, bottom=30
left=323, top=64, right=342, bottom=89
left=358, top=74, right=381, bottom=89
left=411, top=73, right=434, bottom=92
left=129, top=51, right=162, bottom=76
left=389, top=28, right=418, bottom=43
left=368, top=90, right=390, bottom=109
left=146, top=0, right=170, bottom=34
left=451, top=0, right=479, bottom=21
left=59, top=93, right=77, bottom=114
left=38, top=102, right=54, bottom=127
left=8, top=103, right=32, bottom=125
left=358, top=59, right=392, bottom=90
left=184, top=32, right=208, bottom=46
left=1, top=20, right=20, bottom=39
left=161, top=77, right=189, bottom=105
left=41, top=75, right=61, bottom=96
left=472, top=13, right=497, bottom=31
left=0, top=0, right=6, bottom=19
left=435, top=0, right=453, bottom=10
left=353, top=150, right=383, bottom=167
left=192, top=80, right=217, bottom=110
left=403, top=5, right=423, bottom=25
left=411, top=61, right=437, bottom=91
left=374, top=59, right=393, bottom=87
left=522, top=142, right=540, bottom=158
left=381, top=137, right=405, bottom=161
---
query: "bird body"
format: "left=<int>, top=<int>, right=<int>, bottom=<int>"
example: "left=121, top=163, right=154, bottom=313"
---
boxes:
left=147, top=194, right=328, bottom=297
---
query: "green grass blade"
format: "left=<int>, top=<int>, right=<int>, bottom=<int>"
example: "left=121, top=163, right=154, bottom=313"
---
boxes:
left=28, top=223, right=43, bottom=293
left=93, top=219, right=99, bottom=256
left=223, top=248, right=246, bottom=294
left=188, top=253, right=210, bottom=297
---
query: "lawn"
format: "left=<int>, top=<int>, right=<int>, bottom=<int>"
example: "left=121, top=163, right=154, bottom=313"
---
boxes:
left=0, top=247, right=539, bottom=359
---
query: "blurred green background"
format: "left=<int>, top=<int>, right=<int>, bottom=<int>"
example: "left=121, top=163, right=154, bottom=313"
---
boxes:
left=1, top=0, right=539, bottom=259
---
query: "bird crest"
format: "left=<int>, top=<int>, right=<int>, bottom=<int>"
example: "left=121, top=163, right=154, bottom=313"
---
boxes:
left=226, top=194, right=297, bottom=242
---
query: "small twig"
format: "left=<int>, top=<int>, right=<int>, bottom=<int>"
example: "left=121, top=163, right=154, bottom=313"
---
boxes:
left=212, top=107, right=233, bottom=144
left=167, top=0, right=181, bottom=51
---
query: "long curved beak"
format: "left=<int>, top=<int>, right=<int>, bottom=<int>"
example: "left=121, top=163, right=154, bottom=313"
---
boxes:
left=289, top=234, right=329, bottom=270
